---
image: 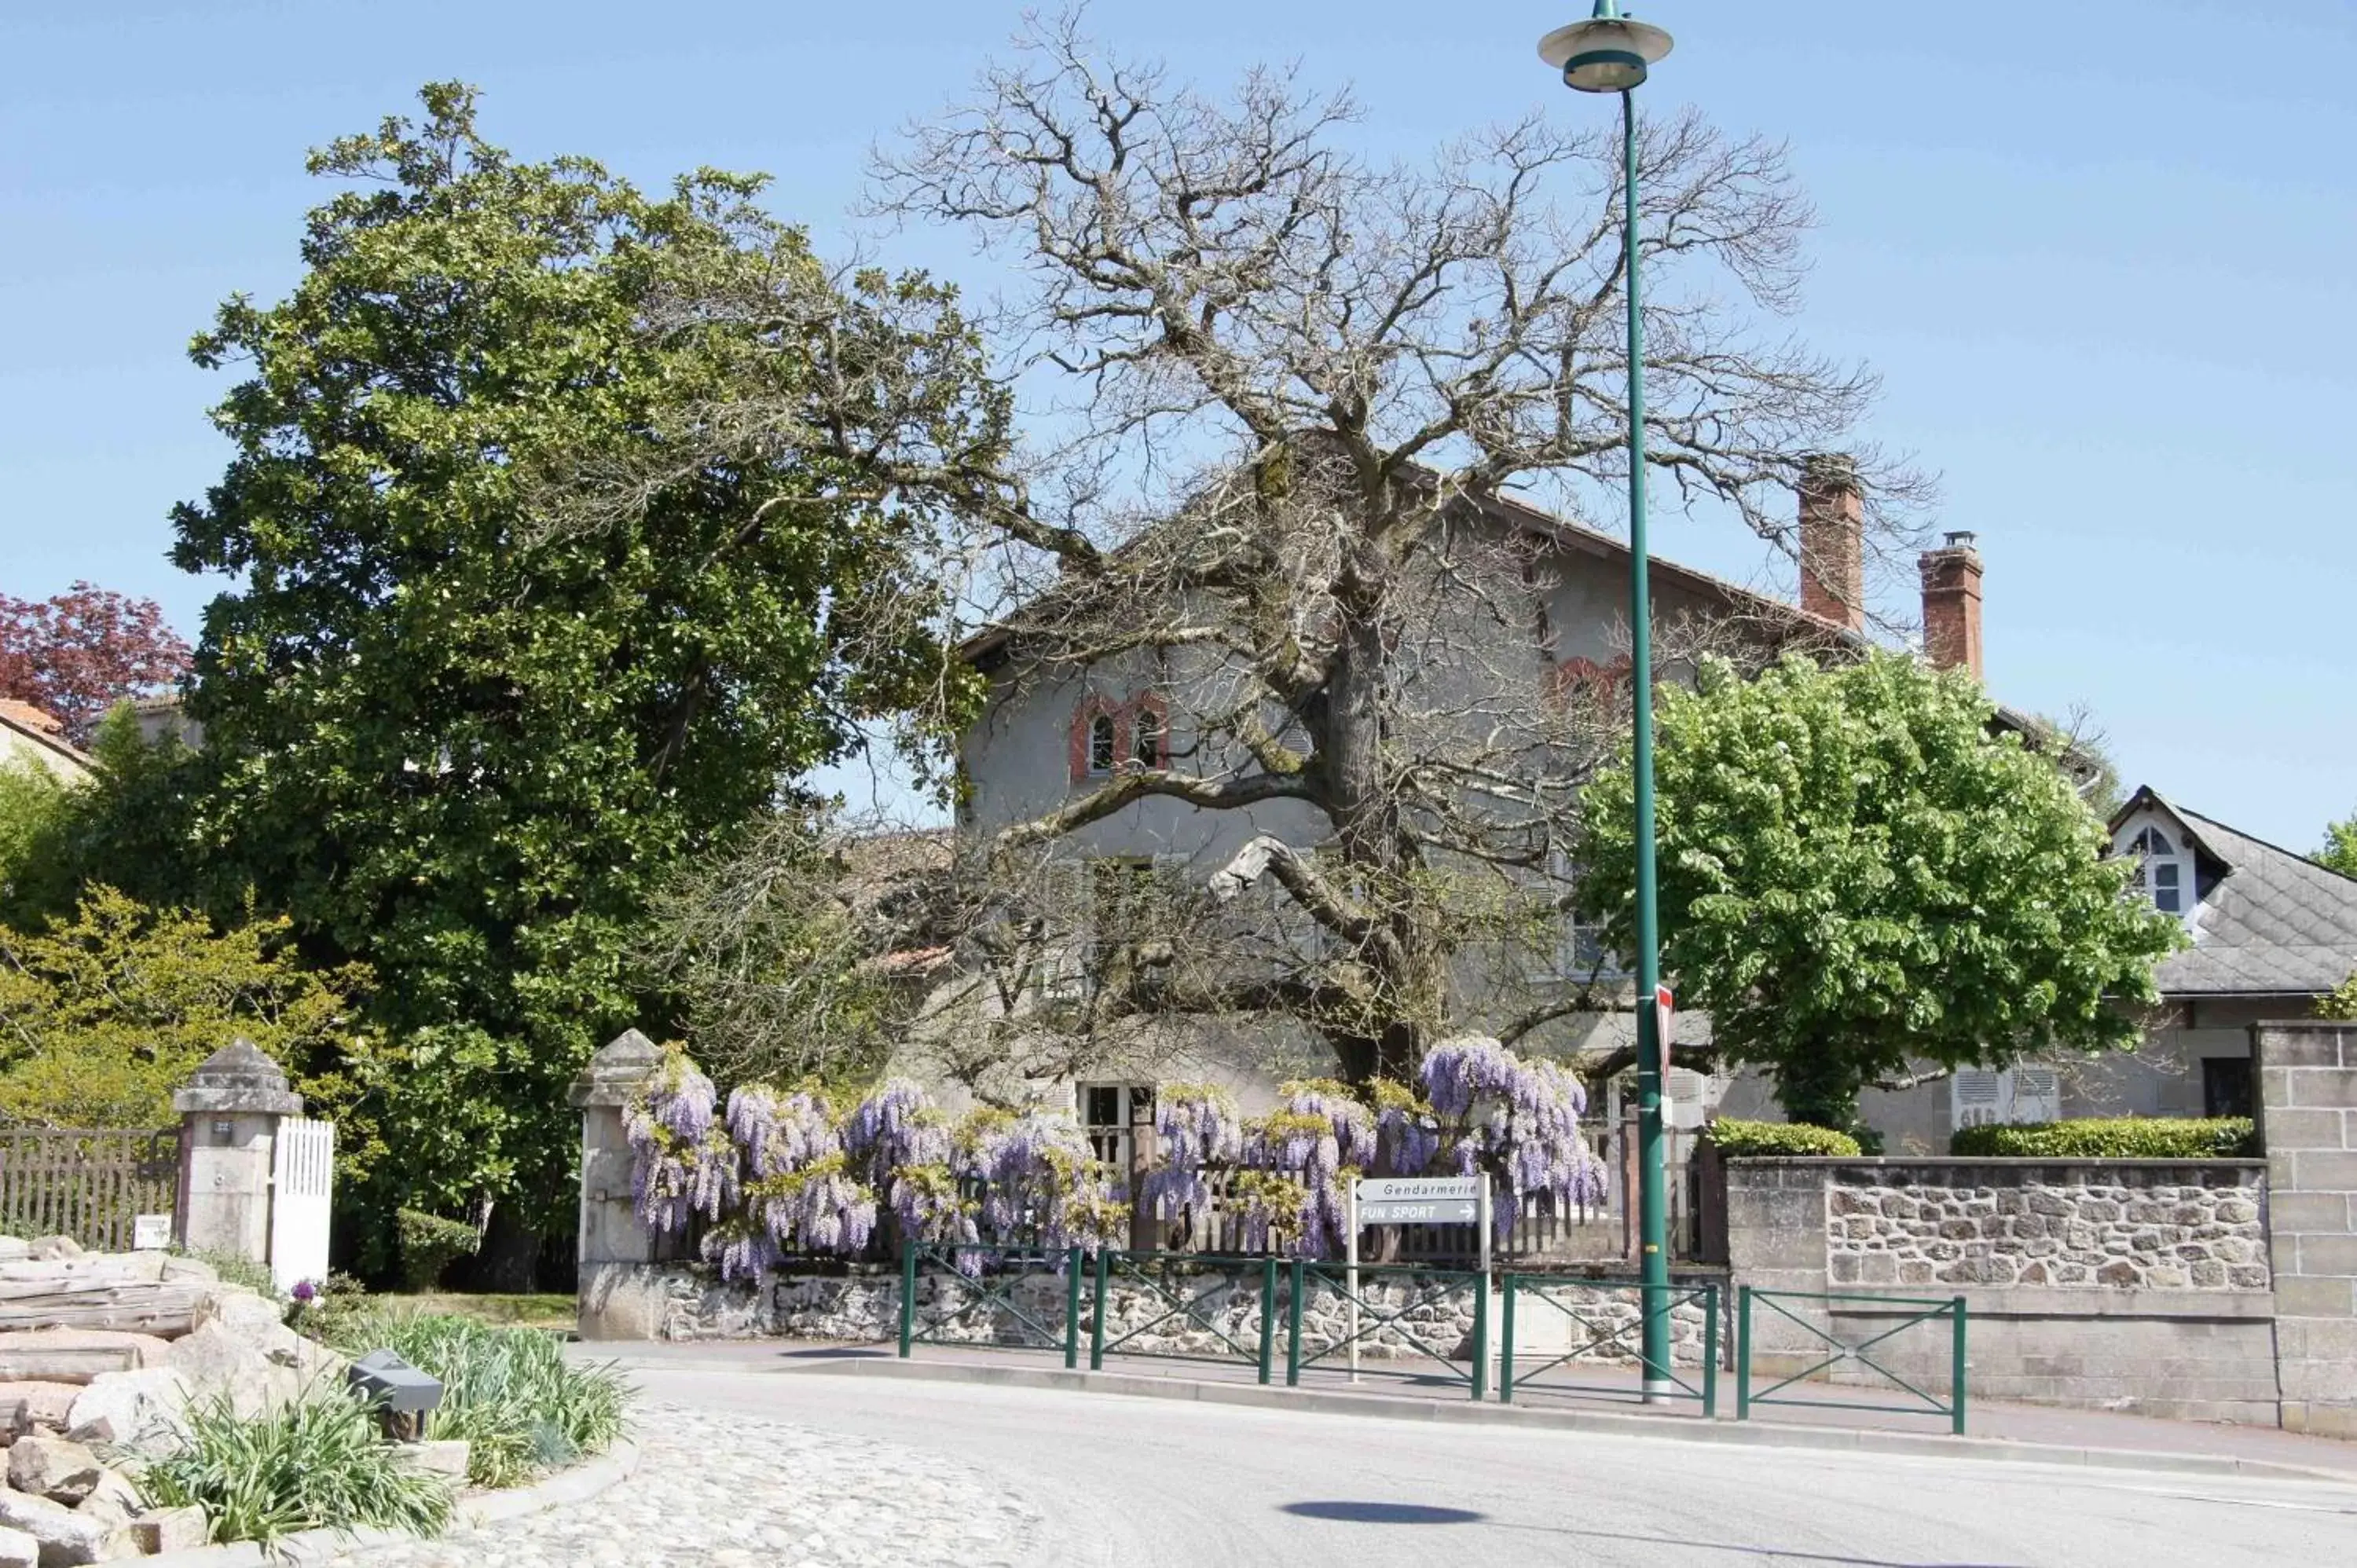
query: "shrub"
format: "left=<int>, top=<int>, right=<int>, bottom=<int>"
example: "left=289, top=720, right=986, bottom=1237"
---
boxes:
left=1949, top=1117, right=2258, bottom=1159
left=1701, top=1118, right=1864, bottom=1158
left=324, top=1310, right=629, bottom=1489
left=1701, top=1118, right=1864, bottom=1157
left=129, top=1386, right=453, bottom=1545
left=395, top=1209, right=480, bottom=1291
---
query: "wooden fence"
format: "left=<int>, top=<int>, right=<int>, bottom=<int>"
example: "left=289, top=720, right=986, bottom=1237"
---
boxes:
left=0, top=1128, right=179, bottom=1252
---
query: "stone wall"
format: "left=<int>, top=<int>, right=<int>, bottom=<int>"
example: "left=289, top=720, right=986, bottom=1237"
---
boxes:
left=1824, top=1167, right=2268, bottom=1291
left=2257, top=1019, right=2357, bottom=1438
left=1727, top=1157, right=2281, bottom=1424
left=632, top=1260, right=1720, bottom=1370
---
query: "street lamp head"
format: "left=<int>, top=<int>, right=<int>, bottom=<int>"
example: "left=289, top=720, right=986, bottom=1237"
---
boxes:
left=1538, top=3, right=1674, bottom=93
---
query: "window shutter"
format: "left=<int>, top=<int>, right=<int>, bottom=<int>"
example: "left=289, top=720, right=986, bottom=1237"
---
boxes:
left=1952, top=1069, right=2003, bottom=1130
left=2011, top=1067, right=2062, bottom=1123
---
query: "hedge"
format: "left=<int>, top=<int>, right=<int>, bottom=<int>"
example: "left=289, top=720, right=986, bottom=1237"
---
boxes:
left=1701, top=1118, right=1864, bottom=1158
left=1948, top=1117, right=2258, bottom=1159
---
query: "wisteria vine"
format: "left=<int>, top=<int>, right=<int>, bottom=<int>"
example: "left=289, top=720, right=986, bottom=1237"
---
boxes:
left=627, top=1035, right=1600, bottom=1276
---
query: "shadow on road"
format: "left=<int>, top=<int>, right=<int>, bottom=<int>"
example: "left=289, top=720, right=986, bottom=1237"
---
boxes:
left=1281, top=1501, right=1486, bottom=1525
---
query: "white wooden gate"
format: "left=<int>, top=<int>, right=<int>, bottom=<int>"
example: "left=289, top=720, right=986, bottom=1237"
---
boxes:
left=269, top=1118, right=335, bottom=1293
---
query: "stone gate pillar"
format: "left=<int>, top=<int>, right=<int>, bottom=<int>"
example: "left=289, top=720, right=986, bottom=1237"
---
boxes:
left=2255, top=1017, right=2357, bottom=1436
left=570, top=1028, right=678, bottom=1340
left=173, top=1037, right=305, bottom=1262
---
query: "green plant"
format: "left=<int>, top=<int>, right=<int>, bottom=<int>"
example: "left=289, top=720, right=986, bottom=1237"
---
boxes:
left=129, top=1386, right=453, bottom=1544
left=1702, top=1118, right=1864, bottom=1158
left=2321, top=969, right=2357, bottom=1022
left=324, top=1310, right=628, bottom=1489
left=1580, top=651, right=2186, bottom=1130
left=0, top=885, right=368, bottom=1130
left=1948, top=1117, right=2258, bottom=1159
left=396, top=1210, right=481, bottom=1291
left=181, top=1247, right=281, bottom=1301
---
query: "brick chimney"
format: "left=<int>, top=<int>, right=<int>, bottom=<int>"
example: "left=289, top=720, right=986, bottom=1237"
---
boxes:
left=1919, top=531, right=1985, bottom=680
left=1798, top=453, right=1864, bottom=631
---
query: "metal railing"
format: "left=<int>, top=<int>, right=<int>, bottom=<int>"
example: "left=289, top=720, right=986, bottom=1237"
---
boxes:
left=1497, top=1276, right=1717, bottom=1415
left=896, top=1243, right=1087, bottom=1368
left=1284, top=1259, right=1489, bottom=1400
left=1089, top=1250, right=1279, bottom=1383
left=1736, top=1287, right=1967, bottom=1435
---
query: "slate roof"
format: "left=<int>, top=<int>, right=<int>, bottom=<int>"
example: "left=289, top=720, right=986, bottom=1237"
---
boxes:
left=2117, top=787, right=2357, bottom=997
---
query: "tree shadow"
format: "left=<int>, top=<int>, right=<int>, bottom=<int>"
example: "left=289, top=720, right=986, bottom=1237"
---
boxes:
left=1280, top=1502, right=1486, bottom=1524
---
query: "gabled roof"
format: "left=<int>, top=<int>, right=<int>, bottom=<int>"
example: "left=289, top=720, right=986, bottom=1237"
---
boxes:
left=2113, top=786, right=2357, bottom=997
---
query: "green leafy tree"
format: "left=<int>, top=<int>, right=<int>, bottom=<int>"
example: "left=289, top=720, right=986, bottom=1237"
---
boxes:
left=2320, top=809, right=2357, bottom=880
left=167, top=84, right=995, bottom=1270
left=1579, top=651, right=2184, bottom=1130
left=0, top=760, right=79, bottom=929
left=0, top=886, right=366, bottom=1128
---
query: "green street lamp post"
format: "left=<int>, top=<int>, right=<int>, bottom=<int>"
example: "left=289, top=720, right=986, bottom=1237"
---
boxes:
left=1539, top=1, right=1677, bottom=1402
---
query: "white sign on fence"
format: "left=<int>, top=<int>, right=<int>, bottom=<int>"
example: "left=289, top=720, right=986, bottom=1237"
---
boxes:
left=1354, top=1177, right=1482, bottom=1225
left=132, top=1214, right=172, bottom=1251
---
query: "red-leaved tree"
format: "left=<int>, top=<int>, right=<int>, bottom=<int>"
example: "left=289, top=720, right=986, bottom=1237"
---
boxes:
left=0, top=583, right=192, bottom=742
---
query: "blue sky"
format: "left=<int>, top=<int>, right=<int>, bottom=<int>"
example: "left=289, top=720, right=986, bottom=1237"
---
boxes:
left=3, top=1, right=2352, bottom=849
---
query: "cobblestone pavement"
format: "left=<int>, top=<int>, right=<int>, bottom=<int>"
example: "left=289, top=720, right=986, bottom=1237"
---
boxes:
left=326, top=1401, right=1041, bottom=1568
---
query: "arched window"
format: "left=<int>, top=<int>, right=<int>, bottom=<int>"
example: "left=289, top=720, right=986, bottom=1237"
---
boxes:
left=2128, top=824, right=2187, bottom=915
left=1087, top=712, right=1117, bottom=776
left=1131, top=706, right=1162, bottom=769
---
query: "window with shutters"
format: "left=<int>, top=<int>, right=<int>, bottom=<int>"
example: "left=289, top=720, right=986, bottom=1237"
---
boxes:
left=1952, top=1066, right=2062, bottom=1130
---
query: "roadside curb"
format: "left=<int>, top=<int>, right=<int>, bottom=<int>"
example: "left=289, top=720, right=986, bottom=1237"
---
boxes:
left=138, top=1438, right=642, bottom=1567
left=628, top=1352, right=2355, bottom=1487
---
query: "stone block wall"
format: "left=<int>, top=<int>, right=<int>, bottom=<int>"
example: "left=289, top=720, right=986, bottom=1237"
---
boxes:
left=1726, top=1157, right=2280, bottom=1424
left=2257, top=1019, right=2357, bottom=1438
left=634, top=1260, right=1721, bottom=1372
left=1824, top=1167, right=2268, bottom=1291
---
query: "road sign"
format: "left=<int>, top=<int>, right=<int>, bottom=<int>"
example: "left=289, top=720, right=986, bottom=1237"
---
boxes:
left=1354, top=1176, right=1481, bottom=1225
left=1654, top=983, right=1675, bottom=1072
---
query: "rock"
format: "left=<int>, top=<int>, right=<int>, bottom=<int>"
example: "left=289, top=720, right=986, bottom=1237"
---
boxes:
left=21, top=1240, right=82, bottom=1264
left=64, top=1368, right=190, bottom=1449
left=6, top=1436, right=104, bottom=1505
left=129, top=1507, right=206, bottom=1555
left=193, top=1290, right=337, bottom=1377
left=0, top=1385, right=79, bottom=1436
left=404, top=1439, right=471, bottom=1480
left=0, top=1330, right=174, bottom=1385
left=0, top=1239, right=25, bottom=1264
left=71, top=1468, right=142, bottom=1554
left=161, top=1321, right=299, bottom=1419
left=0, top=1525, right=35, bottom=1568
left=156, top=1255, right=218, bottom=1287
left=0, top=1489, right=106, bottom=1566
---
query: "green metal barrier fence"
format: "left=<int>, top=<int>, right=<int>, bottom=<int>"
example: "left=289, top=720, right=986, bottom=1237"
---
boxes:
left=1284, top=1258, right=1489, bottom=1400
left=1497, top=1277, right=1717, bottom=1415
left=1090, top=1251, right=1280, bottom=1383
left=1736, top=1287, right=1967, bottom=1435
left=897, top=1242, right=1086, bottom=1368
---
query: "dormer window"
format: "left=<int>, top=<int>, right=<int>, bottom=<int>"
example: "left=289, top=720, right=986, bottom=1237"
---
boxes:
left=1087, top=712, right=1118, bottom=776
left=2128, top=825, right=2187, bottom=915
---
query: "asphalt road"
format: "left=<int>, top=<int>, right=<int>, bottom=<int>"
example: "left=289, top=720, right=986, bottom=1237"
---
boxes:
left=632, top=1365, right=2357, bottom=1566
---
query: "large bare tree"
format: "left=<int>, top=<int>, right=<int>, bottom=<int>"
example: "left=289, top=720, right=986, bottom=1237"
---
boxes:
left=563, top=9, right=1927, bottom=1094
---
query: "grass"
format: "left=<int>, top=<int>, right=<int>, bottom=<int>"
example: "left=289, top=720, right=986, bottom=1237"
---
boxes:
left=324, top=1310, right=629, bottom=1489
left=130, top=1386, right=454, bottom=1545
left=387, top=1292, right=577, bottom=1330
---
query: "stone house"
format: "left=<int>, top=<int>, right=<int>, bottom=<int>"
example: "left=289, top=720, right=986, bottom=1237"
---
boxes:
left=938, top=462, right=2010, bottom=1153
left=0, top=699, right=91, bottom=783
